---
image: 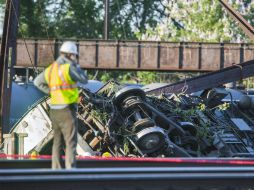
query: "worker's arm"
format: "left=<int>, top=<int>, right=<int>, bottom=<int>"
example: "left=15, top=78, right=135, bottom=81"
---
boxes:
left=33, top=71, right=50, bottom=94
left=69, top=64, right=88, bottom=84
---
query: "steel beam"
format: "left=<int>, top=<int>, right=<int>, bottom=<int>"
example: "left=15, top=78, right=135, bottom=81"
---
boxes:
left=0, top=0, right=20, bottom=142
left=146, top=59, right=254, bottom=95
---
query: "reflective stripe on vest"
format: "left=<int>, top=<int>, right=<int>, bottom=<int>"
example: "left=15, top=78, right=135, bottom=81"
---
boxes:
left=48, top=63, right=77, bottom=91
left=49, top=84, right=77, bottom=91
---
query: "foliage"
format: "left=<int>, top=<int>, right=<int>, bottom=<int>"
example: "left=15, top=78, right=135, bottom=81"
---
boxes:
left=0, top=0, right=4, bottom=7
left=139, top=0, right=254, bottom=43
left=17, top=0, right=103, bottom=38
left=217, top=102, right=230, bottom=111
left=90, top=109, right=109, bottom=124
left=197, top=103, right=206, bottom=111
left=0, top=0, right=5, bottom=36
left=133, top=0, right=254, bottom=84
left=52, top=0, right=104, bottom=38
left=5, top=0, right=171, bottom=40
left=87, top=70, right=197, bottom=85
left=123, top=138, right=130, bottom=155
left=88, top=70, right=135, bottom=84
left=19, top=0, right=51, bottom=37
left=136, top=71, right=158, bottom=84
left=2, top=0, right=254, bottom=45
left=109, top=0, right=168, bottom=39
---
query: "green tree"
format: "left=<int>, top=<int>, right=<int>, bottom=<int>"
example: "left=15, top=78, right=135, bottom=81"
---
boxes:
left=0, top=0, right=4, bottom=36
left=139, top=0, right=254, bottom=43
left=52, top=0, right=104, bottom=38
left=109, top=0, right=168, bottom=39
left=16, top=0, right=171, bottom=39
left=136, top=0, right=254, bottom=86
left=19, top=0, right=52, bottom=37
left=15, top=0, right=104, bottom=38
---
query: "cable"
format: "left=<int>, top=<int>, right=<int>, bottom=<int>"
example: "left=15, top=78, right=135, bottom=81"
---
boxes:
left=10, top=0, right=37, bottom=75
left=37, top=0, right=54, bottom=60
left=180, top=74, right=189, bottom=94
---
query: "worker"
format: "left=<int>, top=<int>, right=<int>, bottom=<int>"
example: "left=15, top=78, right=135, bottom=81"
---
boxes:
left=34, top=41, right=88, bottom=169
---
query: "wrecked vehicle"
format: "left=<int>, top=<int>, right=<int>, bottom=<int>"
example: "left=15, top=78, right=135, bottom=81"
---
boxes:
left=4, top=80, right=254, bottom=158
left=76, top=81, right=254, bottom=157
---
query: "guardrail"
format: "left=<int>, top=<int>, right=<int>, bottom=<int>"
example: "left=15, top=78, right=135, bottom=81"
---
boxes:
left=1, top=157, right=254, bottom=189
left=1, top=166, right=254, bottom=190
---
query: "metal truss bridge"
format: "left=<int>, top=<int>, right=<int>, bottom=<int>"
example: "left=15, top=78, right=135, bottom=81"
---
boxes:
left=11, top=39, right=254, bottom=72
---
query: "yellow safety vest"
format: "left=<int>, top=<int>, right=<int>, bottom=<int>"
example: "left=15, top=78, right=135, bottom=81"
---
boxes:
left=44, top=62, right=79, bottom=105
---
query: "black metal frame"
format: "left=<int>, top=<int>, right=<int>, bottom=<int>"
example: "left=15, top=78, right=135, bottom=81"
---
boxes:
left=0, top=0, right=20, bottom=142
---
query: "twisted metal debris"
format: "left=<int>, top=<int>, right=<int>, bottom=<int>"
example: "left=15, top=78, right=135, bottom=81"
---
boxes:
left=4, top=80, right=254, bottom=158
left=75, top=81, right=254, bottom=157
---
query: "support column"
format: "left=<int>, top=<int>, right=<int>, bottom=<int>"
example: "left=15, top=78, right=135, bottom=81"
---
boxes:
left=0, top=0, right=20, bottom=143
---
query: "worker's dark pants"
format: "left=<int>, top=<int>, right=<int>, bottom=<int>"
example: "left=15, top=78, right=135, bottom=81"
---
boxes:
left=50, top=105, right=77, bottom=169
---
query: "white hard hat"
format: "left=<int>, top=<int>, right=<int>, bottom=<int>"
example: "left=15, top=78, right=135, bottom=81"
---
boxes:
left=60, top=41, right=78, bottom=55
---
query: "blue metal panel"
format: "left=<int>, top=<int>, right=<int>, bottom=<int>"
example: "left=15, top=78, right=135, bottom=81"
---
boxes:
left=9, top=82, right=44, bottom=130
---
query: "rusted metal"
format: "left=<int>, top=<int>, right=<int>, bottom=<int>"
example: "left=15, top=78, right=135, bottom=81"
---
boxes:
left=146, top=59, right=254, bottom=95
left=13, top=40, right=254, bottom=71
left=219, top=0, right=254, bottom=42
left=0, top=0, right=20, bottom=142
